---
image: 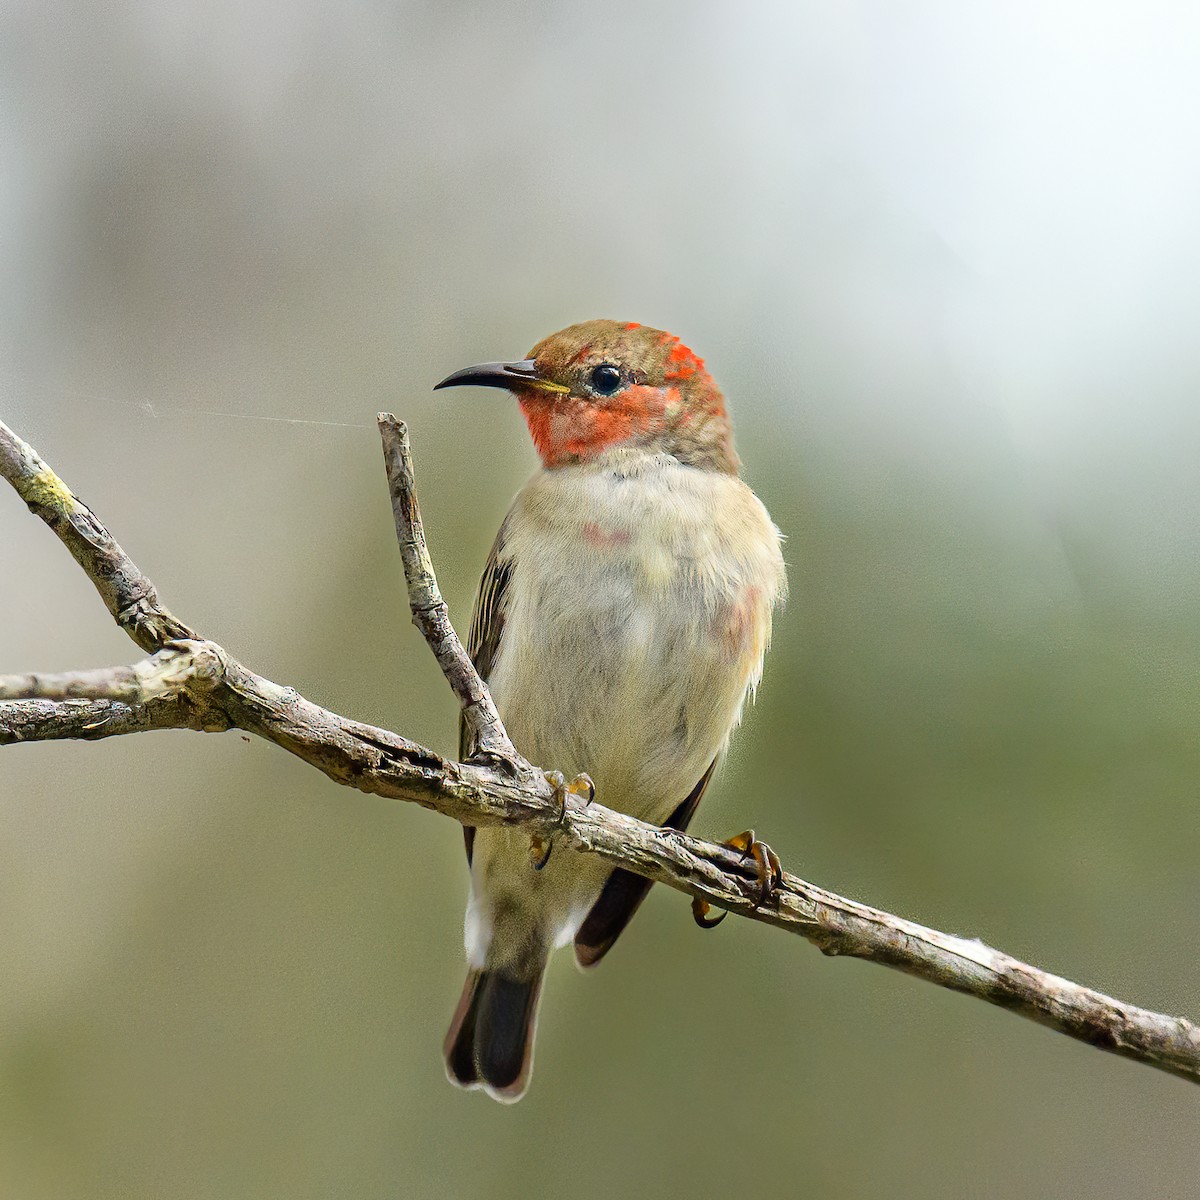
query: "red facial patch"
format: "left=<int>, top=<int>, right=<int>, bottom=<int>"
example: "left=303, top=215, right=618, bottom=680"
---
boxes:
left=518, top=385, right=667, bottom=467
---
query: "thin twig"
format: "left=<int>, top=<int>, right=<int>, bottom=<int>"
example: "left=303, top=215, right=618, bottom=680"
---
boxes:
left=378, top=415, right=526, bottom=776
left=2, top=413, right=1198, bottom=1086
left=0, top=420, right=194, bottom=652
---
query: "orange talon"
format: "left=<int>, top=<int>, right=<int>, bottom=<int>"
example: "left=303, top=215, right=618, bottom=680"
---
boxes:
left=532, top=771, right=596, bottom=871
left=692, top=896, right=726, bottom=928
left=565, top=772, right=595, bottom=811
left=694, top=828, right=783, bottom=929
left=530, top=835, right=553, bottom=871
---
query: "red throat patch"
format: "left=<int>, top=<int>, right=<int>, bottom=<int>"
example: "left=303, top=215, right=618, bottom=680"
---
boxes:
left=519, top=385, right=668, bottom=468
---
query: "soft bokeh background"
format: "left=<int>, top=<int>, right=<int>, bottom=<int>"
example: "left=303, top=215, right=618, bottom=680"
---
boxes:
left=3, top=2, right=1199, bottom=1197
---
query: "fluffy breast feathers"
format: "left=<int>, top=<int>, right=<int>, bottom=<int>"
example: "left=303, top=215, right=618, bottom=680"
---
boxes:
left=481, top=449, right=786, bottom=815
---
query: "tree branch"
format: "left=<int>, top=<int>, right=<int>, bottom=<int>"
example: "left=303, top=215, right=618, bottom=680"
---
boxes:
left=0, top=419, right=195, bottom=653
left=379, top=417, right=526, bottom=775
left=2, top=413, right=1197, bottom=1086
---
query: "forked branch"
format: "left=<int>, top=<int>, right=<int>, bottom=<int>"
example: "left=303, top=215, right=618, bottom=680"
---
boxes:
left=1, top=413, right=1197, bottom=1085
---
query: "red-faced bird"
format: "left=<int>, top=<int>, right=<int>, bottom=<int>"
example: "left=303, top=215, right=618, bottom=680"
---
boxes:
left=435, top=320, right=787, bottom=1101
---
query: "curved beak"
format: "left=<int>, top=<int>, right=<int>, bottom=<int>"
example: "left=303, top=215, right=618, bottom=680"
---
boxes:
left=433, top=359, right=570, bottom=394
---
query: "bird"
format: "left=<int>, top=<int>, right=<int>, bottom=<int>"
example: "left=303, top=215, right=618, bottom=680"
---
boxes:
left=434, top=319, right=787, bottom=1102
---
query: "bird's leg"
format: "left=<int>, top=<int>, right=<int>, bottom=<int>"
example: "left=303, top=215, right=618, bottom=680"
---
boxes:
left=691, top=829, right=783, bottom=928
left=530, top=771, right=595, bottom=870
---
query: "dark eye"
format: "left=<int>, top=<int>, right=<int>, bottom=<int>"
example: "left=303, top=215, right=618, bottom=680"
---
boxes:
left=587, top=363, right=623, bottom=396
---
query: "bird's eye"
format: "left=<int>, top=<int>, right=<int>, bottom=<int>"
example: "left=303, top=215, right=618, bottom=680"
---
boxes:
left=587, top=363, right=623, bottom=396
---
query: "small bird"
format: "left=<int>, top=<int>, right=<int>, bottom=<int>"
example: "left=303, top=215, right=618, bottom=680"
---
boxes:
left=435, top=320, right=787, bottom=1102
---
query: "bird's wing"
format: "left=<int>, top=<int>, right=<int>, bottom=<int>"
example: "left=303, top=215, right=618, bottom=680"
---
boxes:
left=459, top=521, right=513, bottom=865
left=573, top=759, right=718, bottom=968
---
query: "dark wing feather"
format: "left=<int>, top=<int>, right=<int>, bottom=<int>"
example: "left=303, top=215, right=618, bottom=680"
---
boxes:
left=573, top=759, right=718, bottom=968
left=460, top=521, right=512, bottom=865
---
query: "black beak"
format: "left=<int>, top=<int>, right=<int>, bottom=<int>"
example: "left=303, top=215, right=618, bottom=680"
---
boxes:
left=433, top=359, right=569, bottom=394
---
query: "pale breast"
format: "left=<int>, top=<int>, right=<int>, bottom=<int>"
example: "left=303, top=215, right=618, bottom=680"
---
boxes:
left=486, top=451, right=786, bottom=824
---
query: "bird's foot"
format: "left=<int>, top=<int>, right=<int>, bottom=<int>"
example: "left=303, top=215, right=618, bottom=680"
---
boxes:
left=530, top=770, right=595, bottom=870
left=692, top=829, right=783, bottom=928
left=543, top=769, right=596, bottom=822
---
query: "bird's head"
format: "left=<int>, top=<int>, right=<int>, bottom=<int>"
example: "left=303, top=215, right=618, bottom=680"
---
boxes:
left=434, top=319, right=738, bottom=473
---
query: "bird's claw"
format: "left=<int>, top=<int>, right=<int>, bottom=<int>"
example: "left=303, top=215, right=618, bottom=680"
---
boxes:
left=530, top=770, right=595, bottom=870
left=541, top=769, right=595, bottom=822
left=691, top=898, right=727, bottom=928
left=529, top=834, right=553, bottom=871
left=691, top=829, right=783, bottom=929
left=730, top=828, right=784, bottom=907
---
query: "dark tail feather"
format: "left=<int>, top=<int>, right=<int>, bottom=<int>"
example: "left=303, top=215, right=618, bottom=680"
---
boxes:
left=574, top=762, right=716, bottom=969
left=443, top=968, right=543, bottom=1102
left=443, top=969, right=484, bottom=1088
left=574, top=867, right=654, bottom=968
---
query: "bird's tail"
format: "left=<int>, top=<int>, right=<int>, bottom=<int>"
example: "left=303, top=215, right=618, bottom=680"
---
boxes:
left=443, top=965, right=544, bottom=1103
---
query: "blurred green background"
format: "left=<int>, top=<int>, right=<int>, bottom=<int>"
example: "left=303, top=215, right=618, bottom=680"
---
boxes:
left=3, top=2, right=1199, bottom=1197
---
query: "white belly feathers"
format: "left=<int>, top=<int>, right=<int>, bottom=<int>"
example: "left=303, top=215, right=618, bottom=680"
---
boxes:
left=464, top=449, right=785, bottom=968
left=486, top=449, right=785, bottom=822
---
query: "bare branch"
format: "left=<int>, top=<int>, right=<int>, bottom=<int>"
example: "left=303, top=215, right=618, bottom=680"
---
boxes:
left=0, top=642, right=213, bottom=703
left=0, top=419, right=194, bottom=652
left=2, top=413, right=1198, bottom=1086
left=378, top=414, right=526, bottom=775
left=0, top=696, right=193, bottom=743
